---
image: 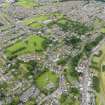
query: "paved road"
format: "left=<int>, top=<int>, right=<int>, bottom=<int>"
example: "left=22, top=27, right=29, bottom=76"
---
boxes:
left=79, top=59, right=94, bottom=105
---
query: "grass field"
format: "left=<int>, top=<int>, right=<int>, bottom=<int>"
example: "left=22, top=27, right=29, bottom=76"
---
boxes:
left=23, top=15, right=49, bottom=28
left=23, top=15, right=49, bottom=25
left=91, top=44, right=105, bottom=105
left=16, top=0, right=38, bottom=8
left=5, top=35, right=47, bottom=59
left=35, top=70, right=59, bottom=94
left=22, top=12, right=64, bottom=28
left=93, top=18, right=105, bottom=33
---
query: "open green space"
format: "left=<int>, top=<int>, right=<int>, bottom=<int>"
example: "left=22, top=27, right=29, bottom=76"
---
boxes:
left=93, top=18, right=105, bottom=33
left=4, top=35, right=47, bottom=59
left=16, top=0, right=38, bottom=8
left=22, top=12, right=64, bottom=29
left=91, top=43, right=105, bottom=105
left=23, top=15, right=49, bottom=28
left=56, top=18, right=93, bottom=35
left=35, top=70, right=59, bottom=95
left=23, top=15, right=49, bottom=25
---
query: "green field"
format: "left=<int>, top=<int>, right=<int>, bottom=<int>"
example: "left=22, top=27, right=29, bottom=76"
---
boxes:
left=16, top=0, right=38, bottom=8
left=23, top=15, right=49, bottom=28
left=91, top=44, right=105, bottom=105
left=35, top=70, right=59, bottom=94
left=5, top=35, right=47, bottom=59
left=22, top=12, right=64, bottom=28
left=93, top=18, right=105, bottom=33
left=23, top=15, right=49, bottom=25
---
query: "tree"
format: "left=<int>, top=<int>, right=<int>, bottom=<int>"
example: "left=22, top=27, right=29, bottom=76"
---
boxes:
left=25, top=98, right=36, bottom=105
left=93, top=76, right=100, bottom=92
left=9, top=96, right=19, bottom=105
left=60, top=87, right=80, bottom=105
left=64, top=35, right=81, bottom=47
left=84, top=34, right=103, bottom=55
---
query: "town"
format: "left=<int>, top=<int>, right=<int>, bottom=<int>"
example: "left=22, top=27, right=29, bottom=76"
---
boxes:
left=0, top=0, right=105, bottom=105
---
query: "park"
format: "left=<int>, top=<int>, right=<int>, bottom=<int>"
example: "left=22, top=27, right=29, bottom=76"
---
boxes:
left=5, top=35, right=47, bottom=59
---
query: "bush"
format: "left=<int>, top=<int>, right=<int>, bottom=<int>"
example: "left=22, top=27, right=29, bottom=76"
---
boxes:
left=64, top=35, right=81, bottom=47
left=57, top=57, right=68, bottom=65
left=57, top=18, right=93, bottom=35
left=66, top=53, right=83, bottom=81
left=93, top=76, right=100, bottom=92
left=60, top=87, right=80, bottom=105
left=84, top=34, right=104, bottom=55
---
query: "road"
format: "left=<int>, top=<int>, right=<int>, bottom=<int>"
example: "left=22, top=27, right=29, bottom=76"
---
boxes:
left=78, top=59, right=95, bottom=105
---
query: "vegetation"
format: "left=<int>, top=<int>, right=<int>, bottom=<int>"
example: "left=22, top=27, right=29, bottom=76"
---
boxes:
left=23, top=15, right=49, bottom=25
left=8, top=59, right=41, bottom=79
left=5, top=35, right=48, bottom=60
left=25, top=98, right=36, bottom=105
left=91, top=42, right=105, bottom=105
left=64, top=35, right=81, bottom=48
left=57, top=57, right=68, bottom=66
left=35, top=70, right=59, bottom=95
left=93, top=76, right=100, bottom=92
left=0, top=57, right=5, bottom=67
left=23, top=12, right=64, bottom=29
left=57, top=18, right=93, bottom=35
left=66, top=53, right=83, bottom=82
left=16, top=0, right=38, bottom=8
left=93, top=18, right=105, bottom=33
left=0, top=82, right=8, bottom=92
left=60, top=87, right=80, bottom=105
left=23, top=15, right=49, bottom=28
left=84, top=34, right=104, bottom=55
left=9, top=96, right=20, bottom=105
